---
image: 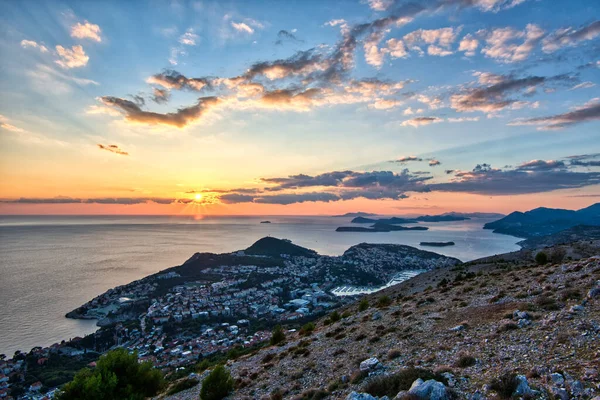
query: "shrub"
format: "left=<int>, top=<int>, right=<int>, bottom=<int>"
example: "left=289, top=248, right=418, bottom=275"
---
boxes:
left=359, top=298, right=369, bottom=312
left=455, top=354, right=476, bottom=368
left=270, top=325, right=286, bottom=346
left=300, top=388, right=329, bottom=399
left=377, top=296, right=392, bottom=308
left=329, top=311, right=341, bottom=322
left=535, top=252, right=548, bottom=265
left=57, top=348, right=164, bottom=400
left=489, top=372, right=519, bottom=399
left=299, top=322, right=316, bottom=336
left=200, top=365, right=234, bottom=400
left=536, top=295, right=560, bottom=311
left=167, top=378, right=198, bottom=395
left=387, top=348, right=402, bottom=360
left=362, top=368, right=445, bottom=398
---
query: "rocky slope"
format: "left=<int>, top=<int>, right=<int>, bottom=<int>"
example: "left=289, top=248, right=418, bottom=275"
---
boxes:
left=169, top=240, right=600, bottom=399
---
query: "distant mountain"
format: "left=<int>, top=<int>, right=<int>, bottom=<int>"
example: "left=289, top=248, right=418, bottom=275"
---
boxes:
left=336, top=223, right=428, bottom=232
left=351, top=216, right=418, bottom=224
left=244, top=237, right=318, bottom=257
left=415, top=214, right=469, bottom=222
left=518, top=225, right=600, bottom=249
left=332, top=212, right=378, bottom=218
left=442, top=211, right=505, bottom=219
left=484, top=203, right=600, bottom=238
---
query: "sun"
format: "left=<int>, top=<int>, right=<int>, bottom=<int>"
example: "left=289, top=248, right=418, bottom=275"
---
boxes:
left=195, top=193, right=203, bottom=201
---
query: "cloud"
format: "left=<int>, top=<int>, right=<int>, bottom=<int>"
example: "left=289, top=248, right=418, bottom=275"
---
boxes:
left=152, top=88, right=171, bottom=104
left=20, top=39, right=48, bottom=53
left=402, top=26, right=461, bottom=57
left=97, top=144, right=128, bottom=156
left=368, top=99, right=403, bottom=110
left=395, top=156, right=423, bottom=163
left=450, top=73, right=573, bottom=113
left=99, top=96, right=220, bottom=128
left=458, top=34, right=478, bottom=56
left=1, top=197, right=184, bottom=205
left=55, top=45, right=89, bottom=69
left=147, top=70, right=211, bottom=91
left=275, top=30, right=302, bottom=45
left=431, top=162, right=600, bottom=195
left=447, top=116, right=479, bottom=122
left=429, top=159, right=441, bottom=166
left=385, top=38, right=408, bottom=58
left=179, top=29, right=199, bottom=45
left=401, top=116, right=442, bottom=127
left=71, top=20, right=102, bottom=42
left=231, top=21, right=255, bottom=34
left=516, top=159, right=566, bottom=171
left=367, top=0, right=393, bottom=11
left=570, top=81, right=596, bottom=91
left=542, top=21, right=600, bottom=53
left=508, top=98, right=600, bottom=130
left=0, top=115, right=25, bottom=133
left=480, top=24, right=545, bottom=63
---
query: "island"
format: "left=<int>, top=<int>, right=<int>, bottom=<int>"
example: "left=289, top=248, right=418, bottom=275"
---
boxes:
left=336, top=223, right=428, bottom=232
left=332, top=212, right=378, bottom=218
left=420, top=241, right=455, bottom=247
left=351, top=216, right=418, bottom=224
left=260, top=220, right=271, bottom=224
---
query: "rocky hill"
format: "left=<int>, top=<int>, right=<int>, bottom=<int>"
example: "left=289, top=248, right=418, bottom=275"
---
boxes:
left=484, top=203, right=600, bottom=238
left=165, top=240, right=600, bottom=399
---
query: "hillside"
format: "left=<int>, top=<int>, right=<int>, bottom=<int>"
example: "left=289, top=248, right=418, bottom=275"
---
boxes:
left=518, top=225, right=600, bottom=249
left=484, top=203, right=600, bottom=238
left=166, top=240, right=600, bottom=399
left=243, top=237, right=319, bottom=257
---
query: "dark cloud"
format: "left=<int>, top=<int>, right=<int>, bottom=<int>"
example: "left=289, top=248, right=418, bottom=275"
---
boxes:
left=515, top=159, right=566, bottom=171
left=445, top=169, right=455, bottom=174
left=97, top=143, right=128, bottom=156
left=395, top=156, right=423, bottom=163
left=509, top=99, right=600, bottom=130
left=152, top=88, right=170, bottom=104
left=431, top=163, right=600, bottom=195
left=275, top=30, right=303, bottom=45
left=131, top=95, right=145, bottom=107
left=147, top=70, right=212, bottom=91
left=254, top=192, right=340, bottom=205
left=100, top=96, right=220, bottom=128
left=2, top=197, right=182, bottom=205
left=569, top=153, right=600, bottom=167
left=429, top=159, right=441, bottom=166
left=451, top=74, right=576, bottom=113
left=261, top=171, right=354, bottom=189
left=542, top=21, right=600, bottom=53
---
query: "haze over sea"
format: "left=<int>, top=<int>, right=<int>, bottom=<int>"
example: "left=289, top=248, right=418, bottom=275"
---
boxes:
left=0, top=215, right=520, bottom=355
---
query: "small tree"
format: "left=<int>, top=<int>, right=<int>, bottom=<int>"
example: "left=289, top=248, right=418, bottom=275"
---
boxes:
left=358, top=298, right=369, bottom=312
left=200, top=365, right=234, bottom=400
left=377, top=295, right=392, bottom=308
left=329, top=311, right=341, bottom=322
left=535, top=251, right=548, bottom=265
left=299, top=322, right=315, bottom=336
left=270, top=325, right=286, bottom=346
left=58, top=348, right=163, bottom=400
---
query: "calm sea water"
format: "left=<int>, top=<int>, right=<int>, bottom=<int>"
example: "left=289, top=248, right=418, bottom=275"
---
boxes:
left=0, top=215, right=520, bottom=355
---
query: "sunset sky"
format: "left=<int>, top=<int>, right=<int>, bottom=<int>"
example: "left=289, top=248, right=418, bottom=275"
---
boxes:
left=0, top=0, right=599, bottom=216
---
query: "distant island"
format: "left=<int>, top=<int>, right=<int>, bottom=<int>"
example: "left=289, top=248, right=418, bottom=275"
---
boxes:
left=337, top=223, right=428, bottom=232
left=420, top=241, right=455, bottom=247
left=331, top=211, right=378, bottom=218
left=260, top=220, right=271, bottom=224
left=351, top=214, right=469, bottom=224
left=484, top=203, right=600, bottom=238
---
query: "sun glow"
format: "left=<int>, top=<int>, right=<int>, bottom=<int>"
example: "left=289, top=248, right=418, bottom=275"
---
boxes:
left=195, top=193, right=203, bottom=201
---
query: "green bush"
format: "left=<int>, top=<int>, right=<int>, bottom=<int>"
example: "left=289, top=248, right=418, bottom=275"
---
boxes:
left=57, top=348, right=164, bottom=400
left=358, top=298, right=369, bottom=312
left=200, top=365, right=234, bottom=400
left=270, top=325, right=286, bottom=346
left=377, top=296, right=392, bottom=308
left=329, top=311, right=341, bottom=323
left=535, top=251, right=548, bottom=265
left=299, top=322, right=315, bottom=336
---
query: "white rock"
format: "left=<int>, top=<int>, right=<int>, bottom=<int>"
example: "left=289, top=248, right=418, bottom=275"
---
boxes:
left=550, top=372, right=565, bottom=386
left=346, top=391, right=379, bottom=400
left=360, top=357, right=380, bottom=372
left=408, top=379, right=449, bottom=400
left=514, top=375, right=535, bottom=396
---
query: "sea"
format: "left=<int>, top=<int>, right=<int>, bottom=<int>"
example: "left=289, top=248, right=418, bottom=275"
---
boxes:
left=0, top=215, right=521, bottom=356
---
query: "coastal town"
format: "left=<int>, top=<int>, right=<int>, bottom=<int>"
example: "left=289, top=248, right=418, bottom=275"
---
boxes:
left=0, top=238, right=460, bottom=399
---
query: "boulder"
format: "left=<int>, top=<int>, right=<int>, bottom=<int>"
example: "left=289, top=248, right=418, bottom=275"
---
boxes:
left=517, top=318, right=531, bottom=328
left=513, top=310, right=532, bottom=320
left=549, top=372, right=565, bottom=386
left=551, top=387, right=569, bottom=400
left=570, top=380, right=584, bottom=397
left=360, top=357, right=380, bottom=372
left=570, top=305, right=585, bottom=313
left=346, top=392, right=379, bottom=400
left=450, top=325, right=465, bottom=332
left=372, top=312, right=382, bottom=321
left=408, top=378, right=450, bottom=400
left=514, top=375, right=535, bottom=396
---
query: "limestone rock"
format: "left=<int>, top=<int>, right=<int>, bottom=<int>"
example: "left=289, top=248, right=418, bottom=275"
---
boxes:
left=408, top=378, right=449, bottom=400
left=360, top=357, right=379, bottom=372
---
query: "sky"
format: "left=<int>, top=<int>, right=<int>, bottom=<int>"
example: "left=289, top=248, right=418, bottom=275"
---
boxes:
left=0, top=0, right=599, bottom=216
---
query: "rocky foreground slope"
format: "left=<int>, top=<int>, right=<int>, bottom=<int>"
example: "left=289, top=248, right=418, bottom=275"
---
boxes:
left=167, top=241, right=600, bottom=399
